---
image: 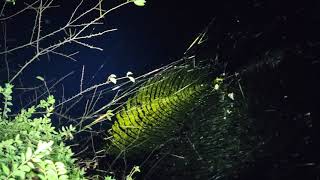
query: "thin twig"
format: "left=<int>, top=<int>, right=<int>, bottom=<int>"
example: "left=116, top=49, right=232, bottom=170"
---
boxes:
left=80, top=65, right=85, bottom=92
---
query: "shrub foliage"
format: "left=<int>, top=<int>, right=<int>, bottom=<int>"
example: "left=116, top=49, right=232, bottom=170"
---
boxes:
left=0, top=83, right=86, bottom=180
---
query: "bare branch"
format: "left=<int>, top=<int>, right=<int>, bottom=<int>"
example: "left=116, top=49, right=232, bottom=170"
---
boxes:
left=2, top=22, right=9, bottom=80
left=72, top=40, right=103, bottom=51
left=80, top=65, right=85, bottom=92
left=74, top=28, right=117, bottom=40
left=0, top=1, right=40, bottom=20
left=2, top=0, right=131, bottom=83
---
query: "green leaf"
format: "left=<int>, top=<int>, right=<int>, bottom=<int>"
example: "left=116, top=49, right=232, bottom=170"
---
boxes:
left=59, top=175, right=69, bottom=180
left=46, top=168, right=58, bottom=179
left=36, top=76, right=45, bottom=81
left=35, top=140, right=53, bottom=154
left=44, top=159, right=54, bottom=165
left=133, top=166, right=140, bottom=173
left=105, top=176, right=116, bottom=180
left=37, top=174, right=45, bottom=180
left=13, top=170, right=26, bottom=179
left=19, top=165, right=31, bottom=172
left=25, top=147, right=33, bottom=160
left=47, top=95, right=55, bottom=104
left=14, top=134, right=20, bottom=141
left=27, top=162, right=35, bottom=169
left=1, top=163, right=10, bottom=176
left=55, top=162, right=67, bottom=175
left=133, top=0, right=146, bottom=6
left=69, top=124, right=76, bottom=131
left=12, top=164, right=18, bottom=171
left=106, top=110, right=114, bottom=121
left=20, top=152, right=26, bottom=163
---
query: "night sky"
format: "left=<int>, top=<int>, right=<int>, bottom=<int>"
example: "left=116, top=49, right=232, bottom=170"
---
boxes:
left=1, top=0, right=214, bottom=97
left=1, top=0, right=320, bottom=179
left=3, top=0, right=319, bottom=97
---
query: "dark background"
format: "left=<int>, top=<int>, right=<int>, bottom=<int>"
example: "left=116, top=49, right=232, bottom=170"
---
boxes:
left=1, top=0, right=320, bottom=179
left=2, top=0, right=319, bottom=97
left=0, top=0, right=214, bottom=95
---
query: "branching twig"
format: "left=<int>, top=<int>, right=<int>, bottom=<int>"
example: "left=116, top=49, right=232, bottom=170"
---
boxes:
left=1, top=0, right=130, bottom=83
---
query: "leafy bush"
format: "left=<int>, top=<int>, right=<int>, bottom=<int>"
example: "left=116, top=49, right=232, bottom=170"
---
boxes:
left=0, top=83, right=86, bottom=179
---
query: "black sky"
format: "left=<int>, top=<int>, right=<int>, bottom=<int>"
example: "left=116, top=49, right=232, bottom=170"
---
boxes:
left=0, top=0, right=217, bottom=98
left=2, top=0, right=320, bottom=179
left=1, top=0, right=320, bottom=111
left=3, top=0, right=320, bottom=90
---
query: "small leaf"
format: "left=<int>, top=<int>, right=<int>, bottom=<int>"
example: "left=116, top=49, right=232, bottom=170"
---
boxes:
left=12, top=164, right=18, bottom=171
left=55, top=162, right=65, bottom=168
left=45, top=160, right=54, bottom=165
left=20, top=153, right=26, bottom=162
left=133, top=166, right=140, bottom=173
left=27, top=162, right=35, bottom=169
left=35, top=140, right=53, bottom=154
left=126, top=71, right=133, bottom=76
left=55, top=162, right=67, bottom=175
left=25, top=147, right=33, bottom=160
left=128, top=76, right=135, bottom=83
left=47, top=95, right=55, bottom=104
left=227, top=93, right=234, bottom=100
left=133, top=0, right=146, bottom=6
left=59, top=175, right=69, bottom=180
left=37, top=174, right=45, bottom=180
left=108, top=74, right=117, bottom=84
left=214, top=84, right=219, bottom=90
left=70, top=124, right=76, bottom=131
left=15, top=134, right=20, bottom=141
left=31, top=157, right=41, bottom=163
left=1, top=163, right=10, bottom=176
left=13, top=170, right=25, bottom=179
left=19, top=165, right=31, bottom=172
left=105, top=176, right=116, bottom=180
left=110, top=78, right=117, bottom=84
left=106, top=110, right=114, bottom=121
left=107, top=110, right=114, bottom=116
left=36, top=76, right=45, bottom=81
